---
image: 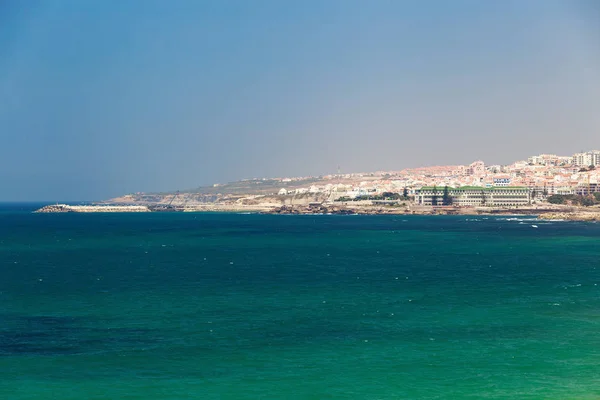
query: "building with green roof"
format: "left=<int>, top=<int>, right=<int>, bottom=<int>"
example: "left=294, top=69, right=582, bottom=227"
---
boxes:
left=416, top=186, right=530, bottom=207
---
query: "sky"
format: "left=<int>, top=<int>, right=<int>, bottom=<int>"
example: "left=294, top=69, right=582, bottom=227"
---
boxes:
left=1, top=0, right=599, bottom=201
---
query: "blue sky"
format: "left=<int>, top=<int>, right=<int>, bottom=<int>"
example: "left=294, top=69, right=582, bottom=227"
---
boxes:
left=1, top=0, right=599, bottom=201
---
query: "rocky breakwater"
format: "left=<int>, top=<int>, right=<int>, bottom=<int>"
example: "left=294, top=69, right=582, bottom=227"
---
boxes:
left=35, top=204, right=151, bottom=213
left=539, top=211, right=600, bottom=221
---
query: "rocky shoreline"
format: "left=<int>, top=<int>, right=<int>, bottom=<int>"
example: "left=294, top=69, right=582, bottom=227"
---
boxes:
left=266, top=204, right=600, bottom=219
left=266, top=204, right=551, bottom=216
left=268, top=205, right=357, bottom=215
left=538, top=211, right=600, bottom=221
left=33, top=203, right=600, bottom=220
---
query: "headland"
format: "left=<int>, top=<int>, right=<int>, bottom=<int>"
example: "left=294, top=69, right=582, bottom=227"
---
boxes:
left=34, top=149, right=600, bottom=219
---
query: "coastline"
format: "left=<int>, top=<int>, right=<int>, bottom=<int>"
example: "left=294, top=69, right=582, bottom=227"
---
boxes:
left=33, top=203, right=272, bottom=214
left=264, top=204, right=592, bottom=219
left=537, top=211, right=600, bottom=221
left=32, top=202, right=600, bottom=220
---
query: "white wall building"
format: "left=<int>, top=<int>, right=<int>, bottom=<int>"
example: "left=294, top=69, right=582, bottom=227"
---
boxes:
left=572, top=151, right=600, bottom=167
left=416, top=186, right=530, bottom=207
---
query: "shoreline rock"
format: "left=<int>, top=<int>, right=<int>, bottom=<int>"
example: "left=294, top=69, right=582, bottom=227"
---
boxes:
left=34, top=202, right=595, bottom=218
left=538, top=212, right=600, bottom=221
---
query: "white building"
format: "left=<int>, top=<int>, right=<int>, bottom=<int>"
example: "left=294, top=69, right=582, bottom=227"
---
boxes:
left=416, top=186, right=530, bottom=207
left=527, top=154, right=561, bottom=166
left=557, top=156, right=573, bottom=165
left=468, top=161, right=485, bottom=176
left=492, top=175, right=511, bottom=186
left=528, top=155, right=544, bottom=165
left=572, top=151, right=600, bottom=167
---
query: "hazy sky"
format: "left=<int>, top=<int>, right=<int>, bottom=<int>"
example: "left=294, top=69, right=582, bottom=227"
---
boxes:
left=1, top=0, right=599, bottom=201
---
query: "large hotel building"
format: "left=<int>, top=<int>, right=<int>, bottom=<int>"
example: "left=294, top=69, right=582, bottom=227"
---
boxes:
left=416, top=187, right=530, bottom=207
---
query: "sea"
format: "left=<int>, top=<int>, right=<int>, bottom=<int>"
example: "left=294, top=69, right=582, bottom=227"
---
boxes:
left=1, top=203, right=599, bottom=399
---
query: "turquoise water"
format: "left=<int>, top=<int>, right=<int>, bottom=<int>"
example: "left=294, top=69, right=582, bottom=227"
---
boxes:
left=1, top=205, right=600, bottom=399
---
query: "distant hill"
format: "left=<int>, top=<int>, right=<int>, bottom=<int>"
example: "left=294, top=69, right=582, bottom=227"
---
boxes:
left=180, top=177, right=323, bottom=196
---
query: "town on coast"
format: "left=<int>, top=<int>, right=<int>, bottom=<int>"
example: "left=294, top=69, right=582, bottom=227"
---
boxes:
left=36, top=150, right=600, bottom=220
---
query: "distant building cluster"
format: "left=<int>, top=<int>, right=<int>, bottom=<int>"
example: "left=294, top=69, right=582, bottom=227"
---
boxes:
left=270, top=149, right=600, bottom=204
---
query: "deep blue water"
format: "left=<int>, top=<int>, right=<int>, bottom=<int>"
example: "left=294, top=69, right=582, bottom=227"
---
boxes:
left=1, top=207, right=599, bottom=399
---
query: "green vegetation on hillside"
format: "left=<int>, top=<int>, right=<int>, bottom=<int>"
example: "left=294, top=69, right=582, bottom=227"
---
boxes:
left=157, top=178, right=324, bottom=196
left=547, top=194, right=600, bottom=206
left=336, top=192, right=410, bottom=202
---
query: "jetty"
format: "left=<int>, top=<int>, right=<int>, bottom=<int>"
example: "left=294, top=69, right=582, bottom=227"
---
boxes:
left=35, top=204, right=150, bottom=213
